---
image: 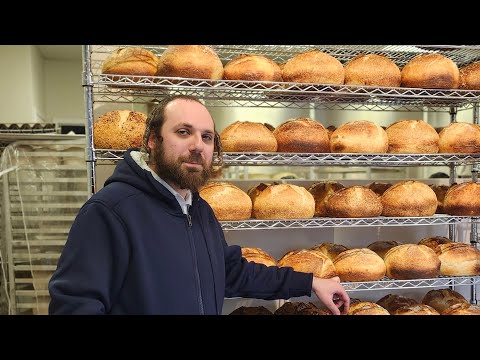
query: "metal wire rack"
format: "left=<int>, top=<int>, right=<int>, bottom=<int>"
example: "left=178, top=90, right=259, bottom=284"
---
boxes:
left=342, top=275, right=480, bottom=292
left=88, top=45, right=480, bottom=112
left=91, top=75, right=480, bottom=112
left=94, top=150, right=480, bottom=166
left=219, top=215, right=478, bottom=231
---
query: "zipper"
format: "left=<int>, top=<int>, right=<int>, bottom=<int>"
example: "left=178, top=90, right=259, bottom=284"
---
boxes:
left=186, top=205, right=204, bottom=314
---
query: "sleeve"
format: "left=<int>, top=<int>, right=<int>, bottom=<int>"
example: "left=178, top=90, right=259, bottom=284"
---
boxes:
left=219, top=223, right=313, bottom=300
left=48, top=201, right=130, bottom=314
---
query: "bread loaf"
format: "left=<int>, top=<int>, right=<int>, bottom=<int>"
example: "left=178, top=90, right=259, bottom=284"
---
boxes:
left=308, top=181, right=345, bottom=217
left=220, top=121, right=278, bottom=152
left=459, top=61, right=480, bottom=90
left=386, top=120, right=439, bottom=153
left=391, top=304, right=439, bottom=315
left=344, top=54, right=401, bottom=87
left=277, top=249, right=337, bottom=279
left=199, top=182, right=252, bottom=220
left=422, top=288, right=468, bottom=313
left=273, top=118, right=330, bottom=153
left=282, top=50, right=344, bottom=84
left=333, top=248, right=386, bottom=282
left=241, top=247, right=277, bottom=267
left=417, top=236, right=452, bottom=254
left=247, top=182, right=271, bottom=206
left=310, top=243, right=348, bottom=261
left=326, top=186, right=383, bottom=218
left=367, top=240, right=402, bottom=259
left=381, top=180, right=437, bottom=217
left=274, top=302, right=330, bottom=315
left=229, top=306, right=273, bottom=315
left=253, top=183, right=315, bottom=219
left=223, top=54, right=282, bottom=82
left=102, top=47, right=159, bottom=76
left=348, top=301, right=390, bottom=315
left=366, top=182, right=392, bottom=196
left=157, top=45, right=223, bottom=80
left=441, top=303, right=480, bottom=315
left=384, top=244, right=440, bottom=279
left=93, top=110, right=147, bottom=150
left=429, top=184, right=450, bottom=214
left=401, top=53, right=459, bottom=89
left=438, top=122, right=480, bottom=153
left=376, top=294, right=418, bottom=313
left=437, top=243, right=480, bottom=276
left=443, top=182, right=480, bottom=216
left=330, top=120, right=388, bottom=153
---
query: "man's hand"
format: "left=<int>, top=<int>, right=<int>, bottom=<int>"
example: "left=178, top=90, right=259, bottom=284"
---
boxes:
left=311, top=276, right=350, bottom=315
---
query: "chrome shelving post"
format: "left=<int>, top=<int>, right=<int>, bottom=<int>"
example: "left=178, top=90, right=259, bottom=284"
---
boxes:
left=82, top=45, right=96, bottom=197
left=471, top=102, right=479, bottom=304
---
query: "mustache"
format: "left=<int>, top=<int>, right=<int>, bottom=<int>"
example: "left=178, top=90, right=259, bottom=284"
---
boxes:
left=181, top=153, right=205, bottom=165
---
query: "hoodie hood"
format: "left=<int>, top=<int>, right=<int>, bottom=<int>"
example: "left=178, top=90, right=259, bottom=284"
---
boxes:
left=103, top=148, right=199, bottom=213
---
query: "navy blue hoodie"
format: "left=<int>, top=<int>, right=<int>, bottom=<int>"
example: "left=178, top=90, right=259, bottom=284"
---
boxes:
left=48, top=149, right=313, bottom=314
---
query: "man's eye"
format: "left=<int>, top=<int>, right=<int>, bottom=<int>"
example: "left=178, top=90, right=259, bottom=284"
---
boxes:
left=203, top=134, right=213, bottom=141
left=178, top=129, right=189, bottom=135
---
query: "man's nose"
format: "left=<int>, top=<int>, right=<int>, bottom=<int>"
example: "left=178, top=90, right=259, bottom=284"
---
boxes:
left=189, top=133, right=204, bottom=152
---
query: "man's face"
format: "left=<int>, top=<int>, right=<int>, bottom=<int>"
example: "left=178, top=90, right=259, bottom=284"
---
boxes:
left=148, top=99, right=215, bottom=192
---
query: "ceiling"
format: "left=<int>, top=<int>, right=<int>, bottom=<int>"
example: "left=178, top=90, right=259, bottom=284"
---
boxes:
left=36, top=45, right=82, bottom=60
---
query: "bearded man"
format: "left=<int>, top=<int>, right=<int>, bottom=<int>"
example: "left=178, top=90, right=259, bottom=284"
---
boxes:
left=49, top=95, right=349, bottom=315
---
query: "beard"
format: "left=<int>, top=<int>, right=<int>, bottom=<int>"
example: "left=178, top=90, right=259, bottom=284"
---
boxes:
left=151, top=140, right=213, bottom=192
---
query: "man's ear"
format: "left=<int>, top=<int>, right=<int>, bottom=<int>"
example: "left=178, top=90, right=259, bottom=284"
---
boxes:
left=147, top=132, right=157, bottom=151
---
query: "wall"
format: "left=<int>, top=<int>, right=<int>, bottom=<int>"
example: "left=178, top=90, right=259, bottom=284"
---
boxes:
left=44, top=59, right=84, bottom=124
left=0, top=46, right=36, bottom=123
left=30, top=45, right=46, bottom=122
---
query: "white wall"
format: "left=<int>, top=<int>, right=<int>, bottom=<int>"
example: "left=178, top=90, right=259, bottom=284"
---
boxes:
left=31, top=45, right=45, bottom=122
left=44, top=59, right=84, bottom=124
left=0, top=46, right=35, bottom=123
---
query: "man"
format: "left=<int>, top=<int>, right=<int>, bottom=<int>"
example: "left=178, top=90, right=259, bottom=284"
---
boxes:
left=48, top=95, right=350, bottom=315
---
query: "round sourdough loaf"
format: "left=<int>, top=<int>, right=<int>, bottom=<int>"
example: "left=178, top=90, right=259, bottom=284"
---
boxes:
left=199, top=182, right=252, bottom=220
left=308, top=181, right=345, bottom=217
left=241, top=247, right=277, bottom=267
left=417, top=236, right=452, bottom=254
left=390, top=304, right=439, bottom=315
left=102, top=47, right=159, bottom=76
left=441, top=303, right=480, bottom=315
left=376, top=294, right=418, bottom=313
left=443, top=182, right=480, bottom=215
left=422, top=288, right=468, bottom=313
left=220, top=121, right=277, bottom=152
left=277, top=249, right=337, bottom=279
left=93, top=110, right=147, bottom=150
left=273, top=118, right=330, bottom=153
left=348, top=302, right=390, bottom=315
left=344, top=54, right=401, bottom=87
left=386, top=119, right=439, bottom=153
left=384, top=244, right=440, bottom=279
left=437, top=242, right=480, bottom=276
left=326, top=186, right=383, bottom=218
left=253, top=183, right=315, bottom=219
left=438, top=122, right=480, bottom=153
left=366, top=182, right=392, bottom=196
left=429, top=184, right=450, bottom=214
left=330, top=120, right=388, bottom=153
left=333, top=248, right=386, bottom=281
left=381, top=180, right=437, bottom=217
left=282, top=50, right=344, bottom=84
left=157, top=45, right=223, bottom=80
left=367, top=240, right=402, bottom=259
left=401, top=53, right=459, bottom=89
left=223, top=54, right=282, bottom=82
left=310, top=243, right=348, bottom=261
left=459, top=61, right=480, bottom=90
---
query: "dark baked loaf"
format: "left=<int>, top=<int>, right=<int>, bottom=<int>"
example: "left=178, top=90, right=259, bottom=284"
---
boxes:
left=229, top=306, right=273, bottom=315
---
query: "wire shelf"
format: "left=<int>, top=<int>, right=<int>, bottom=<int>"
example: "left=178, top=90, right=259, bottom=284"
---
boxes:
left=92, top=75, right=480, bottom=111
left=342, top=275, right=480, bottom=292
left=93, top=149, right=480, bottom=166
left=219, top=215, right=478, bottom=231
left=90, top=45, right=480, bottom=69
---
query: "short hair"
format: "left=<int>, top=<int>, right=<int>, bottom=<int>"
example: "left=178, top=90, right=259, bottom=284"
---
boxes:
left=142, top=95, right=223, bottom=166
